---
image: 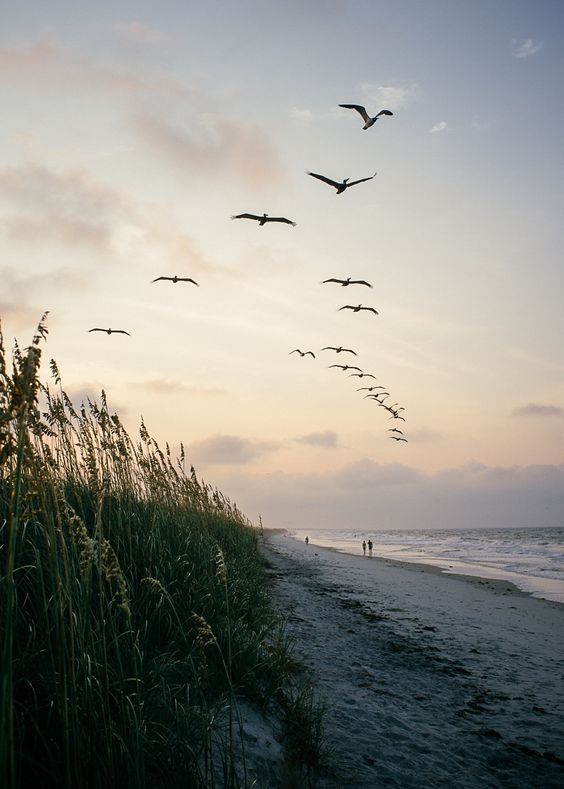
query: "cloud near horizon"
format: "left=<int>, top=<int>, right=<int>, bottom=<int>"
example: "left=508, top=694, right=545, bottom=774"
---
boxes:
left=430, top=121, right=449, bottom=133
left=513, top=402, right=564, bottom=418
left=190, top=434, right=280, bottom=465
left=294, top=429, right=339, bottom=448
left=131, top=378, right=225, bottom=397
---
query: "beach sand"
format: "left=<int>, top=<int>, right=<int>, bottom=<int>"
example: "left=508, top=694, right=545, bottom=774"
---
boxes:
left=258, top=531, right=564, bottom=788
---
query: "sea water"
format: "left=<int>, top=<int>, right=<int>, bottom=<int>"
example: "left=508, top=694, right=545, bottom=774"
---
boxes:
left=291, top=525, right=564, bottom=603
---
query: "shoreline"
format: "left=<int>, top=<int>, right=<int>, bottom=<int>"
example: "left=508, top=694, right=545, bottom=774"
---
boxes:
left=260, top=530, right=564, bottom=787
left=283, top=528, right=564, bottom=606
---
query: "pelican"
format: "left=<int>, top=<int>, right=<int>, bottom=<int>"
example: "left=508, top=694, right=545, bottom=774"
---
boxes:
left=388, top=413, right=406, bottom=422
left=388, top=428, right=404, bottom=434
left=329, top=364, right=362, bottom=372
left=357, top=386, right=386, bottom=392
left=338, top=305, right=379, bottom=315
left=88, top=328, right=130, bottom=336
left=307, top=171, right=376, bottom=195
left=231, top=212, right=296, bottom=226
left=364, top=392, right=390, bottom=398
left=322, top=277, right=372, bottom=288
left=321, top=346, right=357, bottom=355
left=152, top=275, right=199, bottom=285
left=389, top=435, right=408, bottom=442
left=290, top=349, right=315, bottom=358
left=338, top=104, right=393, bottom=130
left=349, top=372, right=377, bottom=379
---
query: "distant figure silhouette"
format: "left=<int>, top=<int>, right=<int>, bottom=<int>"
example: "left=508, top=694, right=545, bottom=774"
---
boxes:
left=368, top=539, right=373, bottom=557
left=307, top=170, right=376, bottom=195
left=362, top=540, right=366, bottom=556
left=231, top=212, right=296, bottom=226
left=305, top=535, right=309, bottom=545
left=338, top=104, right=394, bottom=130
left=88, top=327, right=130, bottom=336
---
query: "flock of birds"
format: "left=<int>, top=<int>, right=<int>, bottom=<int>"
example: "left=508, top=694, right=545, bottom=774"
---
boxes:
left=87, top=101, right=407, bottom=444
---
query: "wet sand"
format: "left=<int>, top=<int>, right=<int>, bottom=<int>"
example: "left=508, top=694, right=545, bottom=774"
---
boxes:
left=260, top=531, right=564, bottom=788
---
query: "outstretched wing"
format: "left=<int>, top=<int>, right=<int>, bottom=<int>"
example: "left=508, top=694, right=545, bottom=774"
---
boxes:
left=267, top=216, right=297, bottom=226
left=339, top=103, right=370, bottom=123
left=376, top=110, right=393, bottom=118
left=328, top=364, right=346, bottom=369
left=304, top=351, right=315, bottom=358
left=322, top=278, right=344, bottom=285
left=231, top=213, right=260, bottom=221
left=338, top=305, right=355, bottom=311
left=152, top=276, right=169, bottom=282
left=341, top=348, right=357, bottom=355
left=88, top=328, right=104, bottom=333
left=360, top=306, right=379, bottom=315
left=307, top=171, right=340, bottom=189
left=347, top=172, right=377, bottom=188
left=177, top=277, right=199, bottom=285
left=350, top=279, right=373, bottom=288
left=321, top=346, right=339, bottom=351
left=289, top=349, right=302, bottom=355
left=114, top=330, right=131, bottom=336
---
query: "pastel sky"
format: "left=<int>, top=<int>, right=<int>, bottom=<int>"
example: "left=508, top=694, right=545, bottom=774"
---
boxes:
left=2, top=1, right=563, bottom=530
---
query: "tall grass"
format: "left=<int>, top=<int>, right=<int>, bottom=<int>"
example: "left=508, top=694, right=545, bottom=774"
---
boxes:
left=0, top=315, right=295, bottom=788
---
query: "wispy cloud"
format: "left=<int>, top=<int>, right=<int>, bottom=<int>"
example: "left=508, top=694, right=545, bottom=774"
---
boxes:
left=429, top=121, right=450, bottom=133
left=133, top=114, right=286, bottom=188
left=131, top=378, right=225, bottom=396
left=359, top=81, right=421, bottom=111
left=112, top=22, right=167, bottom=44
left=294, top=430, right=339, bottom=448
left=190, top=434, right=280, bottom=465
left=511, top=38, right=543, bottom=59
left=513, top=403, right=564, bottom=418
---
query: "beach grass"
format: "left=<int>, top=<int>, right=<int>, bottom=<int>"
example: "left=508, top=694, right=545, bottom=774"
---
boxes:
left=0, top=314, right=324, bottom=788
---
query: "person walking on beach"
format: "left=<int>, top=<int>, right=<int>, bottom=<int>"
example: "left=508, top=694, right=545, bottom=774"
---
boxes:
left=367, top=539, right=373, bottom=557
left=362, top=540, right=366, bottom=556
left=305, top=535, right=309, bottom=545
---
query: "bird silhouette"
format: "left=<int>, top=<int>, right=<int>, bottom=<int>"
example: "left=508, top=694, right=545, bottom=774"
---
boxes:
left=322, top=277, right=373, bottom=287
left=321, top=346, right=357, bottom=355
left=364, top=391, right=390, bottom=397
left=88, top=328, right=130, bottom=336
left=231, top=212, right=296, bottom=226
left=349, top=372, right=377, bottom=379
left=307, top=171, right=376, bottom=195
left=387, top=428, right=404, bottom=434
left=290, top=349, right=315, bottom=358
left=338, top=104, right=394, bottom=130
left=357, top=385, right=386, bottom=392
left=152, top=275, right=199, bottom=285
left=389, top=435, right=408, bottom=442
left=338, top=304, right=379, bottom=315
left=329, top=364, right=362, bottom=372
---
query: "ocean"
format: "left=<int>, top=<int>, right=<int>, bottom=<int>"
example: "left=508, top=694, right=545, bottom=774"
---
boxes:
left=291, top=525, right=564, bottom=604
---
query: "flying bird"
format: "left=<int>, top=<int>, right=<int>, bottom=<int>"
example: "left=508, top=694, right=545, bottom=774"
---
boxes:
left=328, top=364, right=362, bottom=372
left=152, top=275, right=199, bottom=285
left=364, top=392, right=390, bottom=398
left=307, top=171, right=376, bottom=195
left=357, top=386, right=386, bottom=392
left=338, top=104, right=394, bottom=130
left=322, top=277, right=373, bottom=288
left=388, top=428, right=404, bottom=434
left=338, top=304, right=379, bottom=315
left=88, top=328, right=130, bottom=336
left=321, top=346, right=357, bottom=355
left=231, top=212, right=296, bottom=226
left=349, top=372, right=377, bottom=379
left=389, top=435, right=408, bottom=442
left=290, top=349, right=315, bottom=358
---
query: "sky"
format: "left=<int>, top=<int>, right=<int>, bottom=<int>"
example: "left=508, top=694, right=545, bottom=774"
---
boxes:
left=2, top=0, right=564, bottom=531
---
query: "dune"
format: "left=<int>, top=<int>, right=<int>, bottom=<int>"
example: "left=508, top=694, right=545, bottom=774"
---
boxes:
left=260, top=531, right=564, bottom=787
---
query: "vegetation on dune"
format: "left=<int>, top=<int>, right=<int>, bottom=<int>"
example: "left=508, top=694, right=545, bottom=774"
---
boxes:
left=0, top=314, right=325, bottom=788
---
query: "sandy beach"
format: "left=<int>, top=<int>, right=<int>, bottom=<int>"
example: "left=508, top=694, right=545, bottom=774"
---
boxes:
left=259, top=531, right=564, bottom=788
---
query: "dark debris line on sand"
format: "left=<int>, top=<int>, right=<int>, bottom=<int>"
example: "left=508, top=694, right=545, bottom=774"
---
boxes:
left=261, top=534, right=564, bottom=789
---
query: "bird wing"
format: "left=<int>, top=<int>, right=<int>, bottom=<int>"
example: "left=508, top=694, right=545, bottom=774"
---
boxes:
left=267, top=216, right=297, bottom=226
left=307, top=171, right=340, bottom=189
left=338, top=305, right=355, bottom=311
left=321, top=346, right=338, bottom=351
left=178, top=278, right=199, bottom=285
left=289, top=349, right=301, bottom=355
left=88, top=328, right=104, bottom=332
left=363, top=373, right=377, bottom=379
left=339, top=103, right=370, bottom=123
left=322, top=278, right=344, bottom=284
left=342, top=348, right=357, bottom=355
left=348, top=366, right=362, bottom=372
left=115, top=330, right=131, bottom=335
left=350, top=280, right=373, bottom=288
left=328, top=364, right=346, bottom=369
left=305, top=352, right=315, bottom=358
left=151, top=276, right=168, bottom=282
left=376, top=110, right=394, bottom=118
left=347, top=172, right=377, bottom=188
left=360, top=307, right=379, bottom=314
left=231, top=213, right=260, bottom=220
